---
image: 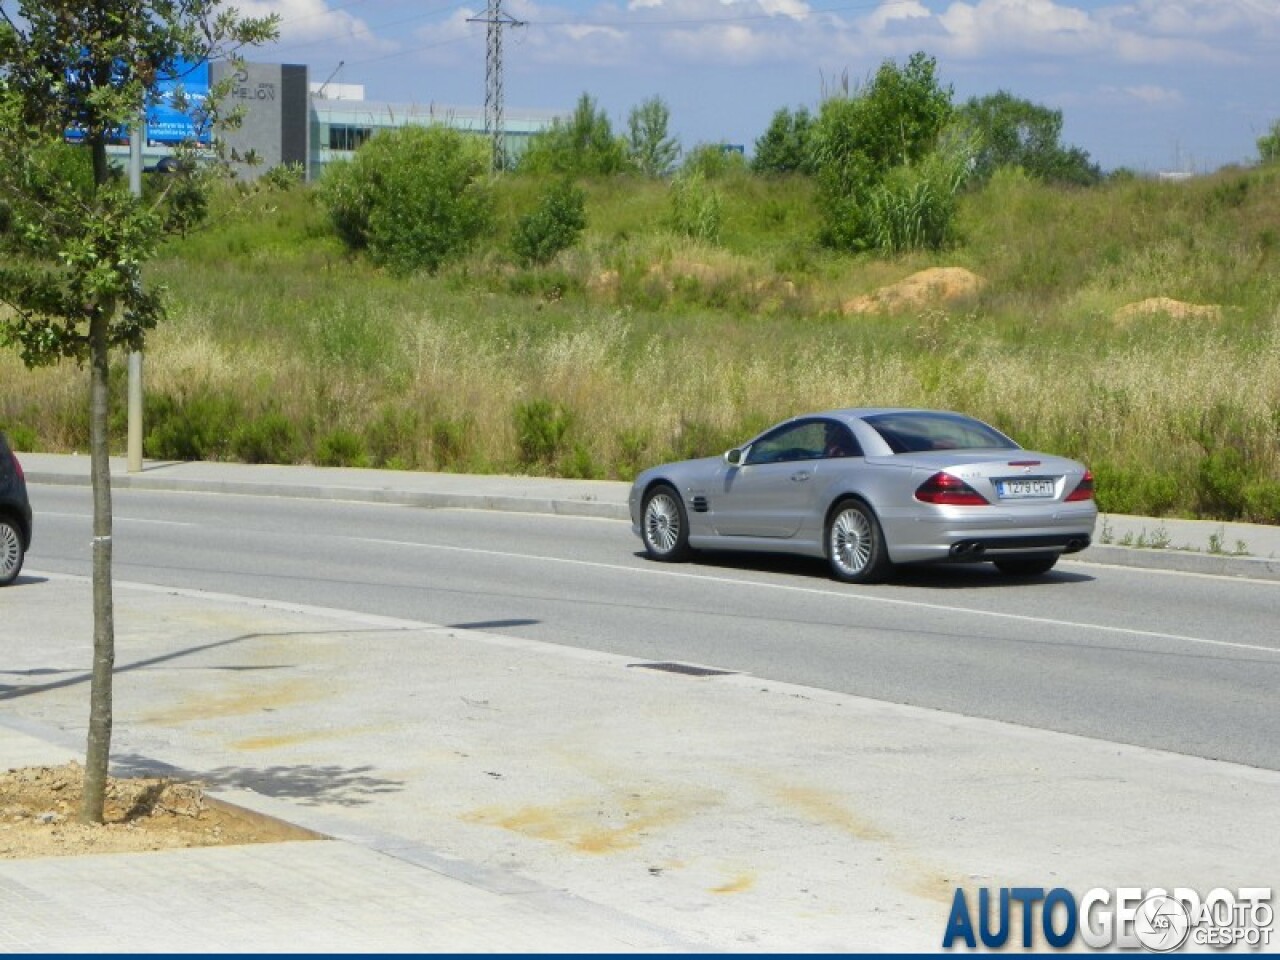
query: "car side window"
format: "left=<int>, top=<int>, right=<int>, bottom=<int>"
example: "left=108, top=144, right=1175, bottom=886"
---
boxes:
left=745, top=421, right=829, bottom=465
left=820, top=421, right=861, bottom=459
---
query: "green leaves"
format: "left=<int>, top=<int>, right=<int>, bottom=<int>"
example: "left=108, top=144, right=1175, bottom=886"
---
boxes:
left=0, top=0, right=279, bottom=369
left=511, top=179, right=587, bottom=267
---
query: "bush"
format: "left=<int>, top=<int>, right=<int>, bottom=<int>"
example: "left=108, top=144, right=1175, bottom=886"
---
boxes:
left=365, top=405, right=421, bottom=468
left=430, top=414, right=472, bottom=468
left=315, top=429, right=368, bottom=467
left=318, top=126, right=493, bottom=273
left=511, top=179, right=587, bottom=267
left=232, top=412, right=299, bottom=464
left=515, top=399, right=572, bottom=466
left=145, top=390, right=241, bottom=461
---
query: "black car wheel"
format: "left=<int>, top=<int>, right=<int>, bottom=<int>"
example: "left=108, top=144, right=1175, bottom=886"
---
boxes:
left=641, top=484, right=692, bottom=562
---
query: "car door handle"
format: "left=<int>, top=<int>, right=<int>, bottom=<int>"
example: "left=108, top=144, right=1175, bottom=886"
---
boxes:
left=791, top=471, right=811, bottom=482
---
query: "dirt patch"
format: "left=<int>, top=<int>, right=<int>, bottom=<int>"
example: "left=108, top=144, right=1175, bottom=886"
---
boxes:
left=1113, top=296, right=1223, bottom=323
left=0, top=763, right=319, bottom=859
left=842, top=267, right=986, bottom=315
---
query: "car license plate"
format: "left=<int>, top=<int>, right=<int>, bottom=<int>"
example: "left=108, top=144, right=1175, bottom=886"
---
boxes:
left=996, top=478, right=1056, bottom=499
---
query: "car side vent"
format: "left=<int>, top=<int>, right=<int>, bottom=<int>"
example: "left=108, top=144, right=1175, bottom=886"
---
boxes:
left=691, top=495, right=709, bottom=513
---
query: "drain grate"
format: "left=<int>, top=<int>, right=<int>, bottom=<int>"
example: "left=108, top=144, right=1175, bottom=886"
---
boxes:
left=628, top=661, right=736, bottom=678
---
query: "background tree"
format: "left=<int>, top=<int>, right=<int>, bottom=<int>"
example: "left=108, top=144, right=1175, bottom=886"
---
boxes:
left=751, top=106, right=816, bottom=175
left=626, top=95, right=680, bottom=177
left=0, top=0, right=277, bottom=823
left=958, top=90, right=1102, bottom=186
left=319, top=125, right=493, bottom=274
left=519, top=93, right=628, bottom=176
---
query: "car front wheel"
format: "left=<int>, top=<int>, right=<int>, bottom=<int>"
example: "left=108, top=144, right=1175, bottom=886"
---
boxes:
left=0, top=519, right=24, bottom=586
left=641, top=484, right=692, bottom=562
left=827, top=499, right=891, bottom=583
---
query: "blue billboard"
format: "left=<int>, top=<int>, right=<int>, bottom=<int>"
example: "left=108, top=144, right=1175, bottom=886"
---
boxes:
left=145, top=59, right=211, bottom=145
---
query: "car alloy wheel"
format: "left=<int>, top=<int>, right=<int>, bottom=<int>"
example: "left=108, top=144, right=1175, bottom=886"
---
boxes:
left=827, top=500, right=889, bottom=583
left=642, top=485, right=691, bottom=562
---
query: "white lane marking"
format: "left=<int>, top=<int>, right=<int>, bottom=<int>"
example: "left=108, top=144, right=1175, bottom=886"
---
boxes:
left=346, top=535, right=1280, bottom=656
left=37, top=511, right=194, bottom=527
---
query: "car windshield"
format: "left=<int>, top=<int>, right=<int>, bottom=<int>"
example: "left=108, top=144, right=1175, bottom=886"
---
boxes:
left=863, top=412, right=1018, bottom=453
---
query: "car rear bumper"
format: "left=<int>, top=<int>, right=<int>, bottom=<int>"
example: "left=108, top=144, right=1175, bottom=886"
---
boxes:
left=882, top=504, right=1097, bottom=564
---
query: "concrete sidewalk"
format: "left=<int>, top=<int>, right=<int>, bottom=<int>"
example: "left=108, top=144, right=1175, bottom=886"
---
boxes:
left=20, top=451, right=1280, bottom=580
left=3, top=575, right=1279, bottom=953
left=4, top=455, right=1280, bottom=952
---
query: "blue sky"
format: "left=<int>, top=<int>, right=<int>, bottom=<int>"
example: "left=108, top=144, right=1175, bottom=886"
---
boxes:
left=245, top=0, right=1280, bottom=172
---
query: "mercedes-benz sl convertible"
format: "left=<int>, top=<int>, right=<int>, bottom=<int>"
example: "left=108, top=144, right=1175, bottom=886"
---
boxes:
left=629, top=408, right=1096, bottom=583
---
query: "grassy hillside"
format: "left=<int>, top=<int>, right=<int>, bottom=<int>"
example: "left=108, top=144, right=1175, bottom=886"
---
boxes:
left=2, top=165, right=1279, bottom=522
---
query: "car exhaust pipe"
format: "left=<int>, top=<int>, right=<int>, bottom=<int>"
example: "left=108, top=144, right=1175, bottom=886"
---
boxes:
left=1065, top=537, right=1088, bottom=554
left=949, top=541, right=985, bottom=558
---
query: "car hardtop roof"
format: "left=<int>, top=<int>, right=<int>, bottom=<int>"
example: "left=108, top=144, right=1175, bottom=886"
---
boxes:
left=794, top=407, right=968, bottom=423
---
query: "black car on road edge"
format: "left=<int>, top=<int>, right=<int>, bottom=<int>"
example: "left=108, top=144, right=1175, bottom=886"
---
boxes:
left=0, top=432, right=32, bottom=586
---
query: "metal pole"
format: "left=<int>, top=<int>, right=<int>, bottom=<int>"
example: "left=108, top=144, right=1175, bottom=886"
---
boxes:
left=127, top=120, right=144, bottom=473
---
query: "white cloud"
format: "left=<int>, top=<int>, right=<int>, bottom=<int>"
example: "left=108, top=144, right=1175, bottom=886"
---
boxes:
left=246, top=0, right=395, bottom=51
left=1098, top=83, right=1184, bottom=105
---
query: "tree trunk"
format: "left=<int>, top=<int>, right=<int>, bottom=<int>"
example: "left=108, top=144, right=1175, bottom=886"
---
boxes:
left=80, top=307, right=115, bottom=824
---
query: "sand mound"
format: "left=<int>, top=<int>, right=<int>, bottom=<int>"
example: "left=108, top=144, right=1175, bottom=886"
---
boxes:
left=842, top=267, right=986, bottom=315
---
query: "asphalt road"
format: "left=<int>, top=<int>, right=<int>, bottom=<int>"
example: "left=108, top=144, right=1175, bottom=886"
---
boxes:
left=27, top=483, right=1280, bottom=771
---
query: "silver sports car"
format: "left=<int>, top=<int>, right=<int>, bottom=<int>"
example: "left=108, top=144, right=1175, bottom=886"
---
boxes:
left=629, top=408, right=1096, bottom=583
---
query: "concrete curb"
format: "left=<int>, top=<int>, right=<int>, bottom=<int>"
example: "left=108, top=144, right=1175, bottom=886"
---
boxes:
left=25, top=470, right=631, bottom=520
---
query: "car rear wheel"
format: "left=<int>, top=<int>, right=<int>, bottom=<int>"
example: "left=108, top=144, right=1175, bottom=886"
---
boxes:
left=0, top=519, right=24, bottom=586
left=993, top=555, right=1058, bottom=576
left=827, top=499, right=891, bottom=583
left=641, top=484, right=692, bottom=562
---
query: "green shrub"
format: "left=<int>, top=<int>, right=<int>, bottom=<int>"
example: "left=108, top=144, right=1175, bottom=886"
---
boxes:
left=318, top=125, right=493, bottom=273
left=511, top=179, right=587, bottom=267
left=315, top=429, right=368, bottom=467
left=232, top=412, right=299, bottom=464
left=514, top=399, right=572, bottom=466
left=430, top=414, right=472, bottom=468
left=560, top=441, right=600, bottom=479
left=0, top=423, right=37, bottom=451
left=366, top=405, right=421, bottom=468
left=145, top=390, right=241, bottom=461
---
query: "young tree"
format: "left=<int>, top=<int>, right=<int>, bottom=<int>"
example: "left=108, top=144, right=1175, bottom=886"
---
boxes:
left=0, top=0, right=277, bottom=823
left=627, top=95, right=680, bottom=177
left=809, top=51, right=954, bottom=251
left=518, top=93, right=628, bottom=176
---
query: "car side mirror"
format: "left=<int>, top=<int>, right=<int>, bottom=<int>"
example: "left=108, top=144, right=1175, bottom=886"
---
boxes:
left=724, top=448, right=745, bottom=467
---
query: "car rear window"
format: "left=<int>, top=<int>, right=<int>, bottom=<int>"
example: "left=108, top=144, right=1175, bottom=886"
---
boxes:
left=863, top=412, right=1018, bottom=453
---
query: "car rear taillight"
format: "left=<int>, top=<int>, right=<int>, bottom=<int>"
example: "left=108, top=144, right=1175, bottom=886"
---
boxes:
left=915, top=472, right=989, bottom=506
left=11, top=452, right=24, bottom=482
left=1064, top=470, right=1094, bottom=502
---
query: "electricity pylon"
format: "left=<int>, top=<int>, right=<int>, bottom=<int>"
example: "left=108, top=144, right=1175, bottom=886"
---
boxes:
left=468, top=0, right=524, bottom=172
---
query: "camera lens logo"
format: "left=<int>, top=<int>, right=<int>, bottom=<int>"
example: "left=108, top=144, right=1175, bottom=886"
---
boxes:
left=1135, top=895, right=1191, bottom=952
